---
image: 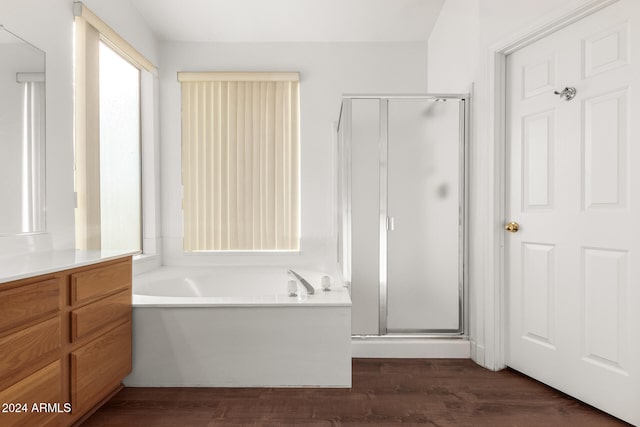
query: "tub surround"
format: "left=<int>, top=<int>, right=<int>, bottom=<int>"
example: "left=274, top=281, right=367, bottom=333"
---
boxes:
left=0, top=253, right=133, bottom=426
left=125, top=266, right=352, bottom=388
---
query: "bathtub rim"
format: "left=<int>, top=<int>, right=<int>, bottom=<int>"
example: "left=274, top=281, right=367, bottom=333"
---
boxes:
left=132, top=265, right=351, bottom=308
left=132, top=292, right=352, bottom=308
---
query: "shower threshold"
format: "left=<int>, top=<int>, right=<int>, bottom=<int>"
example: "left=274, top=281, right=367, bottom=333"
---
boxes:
left=351, top=335, right=470, bottom=358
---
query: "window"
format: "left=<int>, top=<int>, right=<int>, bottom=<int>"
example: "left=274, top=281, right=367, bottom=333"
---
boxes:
left=179, top=72, right=300, bottom=252
left=73, top=2, right=156, bottom=253
left=98, top=42, right=141, bottom=251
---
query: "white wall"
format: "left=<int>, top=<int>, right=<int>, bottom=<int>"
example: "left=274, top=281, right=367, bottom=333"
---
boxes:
left=160, top=41, right=428, bottom=267
left=0, top=0, right=159, bottom=258
left=427, top=0, right=603, bottom=369
left=427, top=0, right=480, bottom=93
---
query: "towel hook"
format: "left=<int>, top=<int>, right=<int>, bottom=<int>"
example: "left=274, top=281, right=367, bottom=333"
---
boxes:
left=553, top=87, right=577, bottom=101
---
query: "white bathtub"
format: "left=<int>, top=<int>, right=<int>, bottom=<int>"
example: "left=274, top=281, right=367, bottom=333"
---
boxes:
left=124, top=266, right=352, bottom=388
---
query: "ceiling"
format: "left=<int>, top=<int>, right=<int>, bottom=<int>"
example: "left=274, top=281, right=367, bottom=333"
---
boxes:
left=129, top=0, right=445, bottom=42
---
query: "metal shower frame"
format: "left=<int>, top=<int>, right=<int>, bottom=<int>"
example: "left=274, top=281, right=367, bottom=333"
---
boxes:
left=337, top=93, right=470, bottom=338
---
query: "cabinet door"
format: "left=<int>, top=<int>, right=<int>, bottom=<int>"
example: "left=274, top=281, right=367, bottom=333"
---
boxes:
left=70, top=261, right=131, bottom=306
left=0, top=361, right=62, bottom=427
left=70, top=290, right=131, bottom=343
left=0, top=278, right=60, bottom=334
left=0, top=317, right=60, bottom=390
left=70, top=321, right=131, bottom=416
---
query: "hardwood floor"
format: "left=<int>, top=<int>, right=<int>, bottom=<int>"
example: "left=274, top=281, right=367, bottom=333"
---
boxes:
left=83, top=359, right=629, bottom=426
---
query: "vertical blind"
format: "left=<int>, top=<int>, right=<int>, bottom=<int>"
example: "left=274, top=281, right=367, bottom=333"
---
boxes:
left=179, top=72, right=300, bottom=251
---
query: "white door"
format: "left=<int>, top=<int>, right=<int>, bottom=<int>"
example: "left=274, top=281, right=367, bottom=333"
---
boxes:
left=505, top=1, right=640, bottom=424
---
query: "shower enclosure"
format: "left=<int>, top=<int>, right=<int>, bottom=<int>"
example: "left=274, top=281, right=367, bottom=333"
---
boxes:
left=337, top=94, right=469, bottom=336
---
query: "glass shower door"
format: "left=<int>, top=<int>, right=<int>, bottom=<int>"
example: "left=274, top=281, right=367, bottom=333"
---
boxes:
left=386, top=99, right=464, bottom=333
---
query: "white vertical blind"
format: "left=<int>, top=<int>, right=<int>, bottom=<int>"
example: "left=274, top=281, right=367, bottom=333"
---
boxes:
left=179, top=73, right=300, bottom=251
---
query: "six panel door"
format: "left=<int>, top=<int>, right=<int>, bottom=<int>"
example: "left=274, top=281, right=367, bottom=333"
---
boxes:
left=505, top=1, right=640, bottom=424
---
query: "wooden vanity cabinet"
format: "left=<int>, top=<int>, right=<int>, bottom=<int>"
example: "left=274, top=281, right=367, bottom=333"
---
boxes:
left=0, top=275, right=62, bottom=427
left=0, top=256, right=132, bottom=427
left=66, top=258, right=132, bottom=424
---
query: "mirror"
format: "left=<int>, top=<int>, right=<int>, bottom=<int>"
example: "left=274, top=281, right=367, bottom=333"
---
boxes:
left=0, top=25, right=45, bottom=235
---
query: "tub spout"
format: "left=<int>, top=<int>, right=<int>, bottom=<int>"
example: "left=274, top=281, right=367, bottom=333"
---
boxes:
left=287, top=269, right=315, bottom=295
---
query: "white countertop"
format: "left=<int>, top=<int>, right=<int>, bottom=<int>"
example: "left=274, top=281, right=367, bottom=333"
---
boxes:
left=0, top=249, right=136, bottom=284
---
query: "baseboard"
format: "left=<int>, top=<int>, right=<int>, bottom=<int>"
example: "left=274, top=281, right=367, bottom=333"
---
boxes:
left=471, top=340, right=486, bottom=366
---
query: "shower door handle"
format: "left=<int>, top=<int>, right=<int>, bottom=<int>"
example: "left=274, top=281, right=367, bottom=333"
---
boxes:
left=386, top=216, right=395, bottom=231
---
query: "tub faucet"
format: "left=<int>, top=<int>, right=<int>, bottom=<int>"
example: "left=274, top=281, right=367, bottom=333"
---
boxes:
left=287, top=270, right=315, bottom=295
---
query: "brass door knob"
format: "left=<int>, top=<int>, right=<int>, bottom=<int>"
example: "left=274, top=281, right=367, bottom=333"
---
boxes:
left=505, top=222, right=520, bottom=233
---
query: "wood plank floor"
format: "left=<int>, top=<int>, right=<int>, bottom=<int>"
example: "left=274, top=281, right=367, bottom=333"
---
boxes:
left=84, top=359, right=629, bottom=426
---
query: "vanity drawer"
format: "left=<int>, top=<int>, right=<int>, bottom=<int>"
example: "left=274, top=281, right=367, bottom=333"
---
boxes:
left=70, top=260, right=131, bottom=306
left=70, top=321, right=131, bottom=416
left=0, top=360, right=62, bottom=427
left=70, top=289, right=131, bottom=342
left=0, top=317, right=60, bottom=390
left=0, top=278, right=60, bottom=334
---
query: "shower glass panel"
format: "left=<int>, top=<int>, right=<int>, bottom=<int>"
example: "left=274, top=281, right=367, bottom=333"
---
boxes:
left=347, top=99, right=380, bottom=335
left=387, top=99, right=463, bottom=333
left=337, top=94, right=468, bottom=337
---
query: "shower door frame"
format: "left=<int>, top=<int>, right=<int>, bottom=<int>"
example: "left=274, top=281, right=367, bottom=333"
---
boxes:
left=339, top=94, right=470, bottom=338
